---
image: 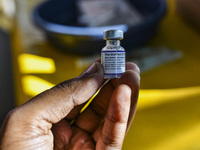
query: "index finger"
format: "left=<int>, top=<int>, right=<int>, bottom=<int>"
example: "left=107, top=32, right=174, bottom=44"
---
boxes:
left=96, top=84, right=132, bottom=149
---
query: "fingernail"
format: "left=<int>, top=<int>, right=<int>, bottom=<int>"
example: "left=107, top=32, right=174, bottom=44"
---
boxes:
left=85, top=62, right=98, bottom=74
left=135, top=65, right=140, bottom=75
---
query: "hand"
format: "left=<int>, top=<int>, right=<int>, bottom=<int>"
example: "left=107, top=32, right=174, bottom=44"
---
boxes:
left=0, top=61, right=140, bottom=150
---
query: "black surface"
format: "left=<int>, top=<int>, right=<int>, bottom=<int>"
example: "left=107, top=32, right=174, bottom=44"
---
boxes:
left=0, top=29, right=15, bottom=126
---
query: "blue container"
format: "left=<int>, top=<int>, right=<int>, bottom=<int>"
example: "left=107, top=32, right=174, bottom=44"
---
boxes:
left=33, top=0, right=167, bottom=55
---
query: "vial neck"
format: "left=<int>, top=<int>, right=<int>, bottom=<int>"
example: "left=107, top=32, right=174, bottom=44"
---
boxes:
left=106, top=40, right=120, bottom=46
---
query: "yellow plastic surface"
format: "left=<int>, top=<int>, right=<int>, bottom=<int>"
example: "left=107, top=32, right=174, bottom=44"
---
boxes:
left=123, top=0, right=200, bottom=149
left=10, top=0, right=200, bottom=149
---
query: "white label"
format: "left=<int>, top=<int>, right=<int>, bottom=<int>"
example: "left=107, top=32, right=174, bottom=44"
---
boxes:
left=101, top=51, right=125, bottom=76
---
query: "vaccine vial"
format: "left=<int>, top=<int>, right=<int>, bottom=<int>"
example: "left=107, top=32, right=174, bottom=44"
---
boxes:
left=101, top=30, right=126, bottom=79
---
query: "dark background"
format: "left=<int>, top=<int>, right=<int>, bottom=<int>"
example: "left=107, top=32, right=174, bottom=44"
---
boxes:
left=0, top=29, right=15, bottom=126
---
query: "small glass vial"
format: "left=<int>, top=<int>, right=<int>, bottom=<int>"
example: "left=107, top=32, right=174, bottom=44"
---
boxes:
left=101, top=30, right=126, bottom=79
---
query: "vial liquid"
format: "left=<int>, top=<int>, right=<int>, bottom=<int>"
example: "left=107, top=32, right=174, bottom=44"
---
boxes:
left=101, top=30, right=126, bottom=79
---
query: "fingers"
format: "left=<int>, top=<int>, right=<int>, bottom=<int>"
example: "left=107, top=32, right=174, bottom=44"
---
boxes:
left=52, top=120, right=72, bottom=149
left=74, top=82, right=114, bottom=133
left=73, top=62, right=140, bottom=133
left=52, top=121, right=96, bottom=149
left=110, top=62, right=140, bottom=130
left=126, top=62, right=140, bottom=74
left=67, top=127, right=95, bottom=149
left=117, top=70, right=140, bottom=130
left=53, top=123, right=96, bottom=149
left=16, top=62, right=104, bottom=124
left=96, top=84, right=132, bottom=149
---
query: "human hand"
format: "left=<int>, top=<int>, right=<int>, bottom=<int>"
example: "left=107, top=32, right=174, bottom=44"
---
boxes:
left=0, top=61, right=140, bottom=150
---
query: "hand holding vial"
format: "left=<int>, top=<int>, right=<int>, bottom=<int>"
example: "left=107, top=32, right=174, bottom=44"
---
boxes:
left=0, top=60, right=140, bottom=150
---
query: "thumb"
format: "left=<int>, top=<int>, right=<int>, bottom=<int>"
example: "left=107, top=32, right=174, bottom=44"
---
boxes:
left=18, top=62, right=104, bottom=124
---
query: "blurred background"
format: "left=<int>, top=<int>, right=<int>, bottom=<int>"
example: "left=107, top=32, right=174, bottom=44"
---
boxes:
left=0, top=0, right=200, bottom=149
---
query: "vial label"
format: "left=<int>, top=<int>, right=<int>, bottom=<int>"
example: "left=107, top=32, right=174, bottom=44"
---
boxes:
left=101, top=50, right=125, bottom=78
